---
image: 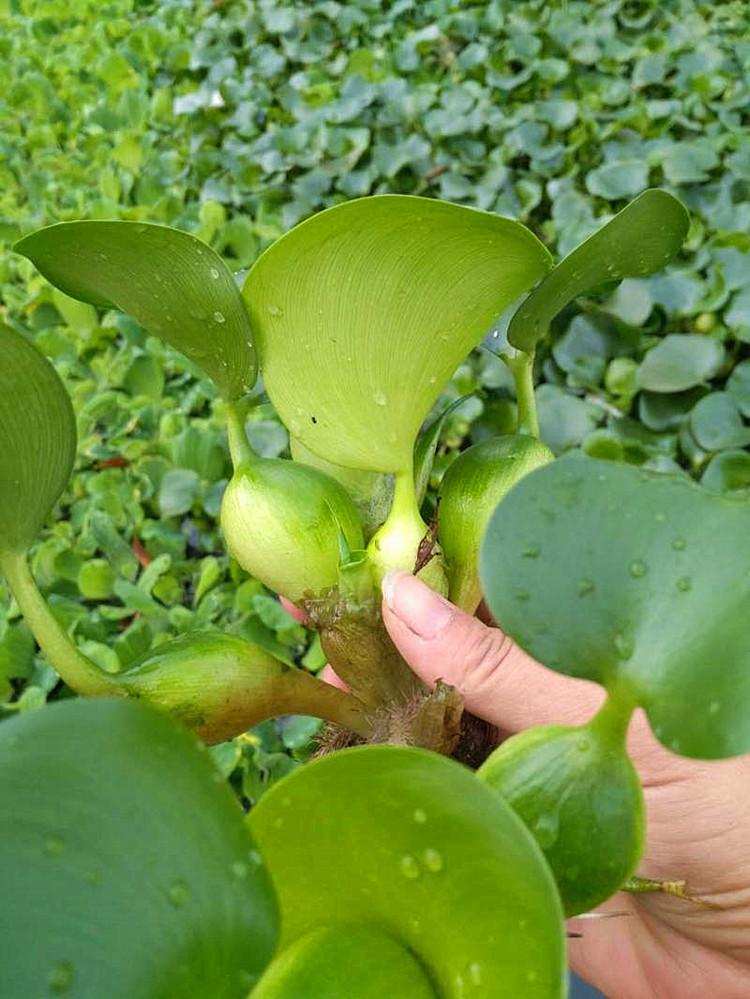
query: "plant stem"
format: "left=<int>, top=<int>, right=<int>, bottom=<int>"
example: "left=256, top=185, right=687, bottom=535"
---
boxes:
left=504, top=349, right=540, bottom=438
left=226, top=399, right=255, bottom=468
left=588, top=688, right=636, bottom=747
left=366, top=461, right=428, bottom=582
left=275, top=669, right=373, bottom=739
left=0, top=551, right=115, bottom=697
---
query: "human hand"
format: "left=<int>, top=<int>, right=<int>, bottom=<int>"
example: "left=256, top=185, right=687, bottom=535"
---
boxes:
left=375, top=570, right=750, bottom=999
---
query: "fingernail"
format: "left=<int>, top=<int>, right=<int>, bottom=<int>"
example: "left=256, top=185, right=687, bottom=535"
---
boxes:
left=381, top=570, right=454, bottom=640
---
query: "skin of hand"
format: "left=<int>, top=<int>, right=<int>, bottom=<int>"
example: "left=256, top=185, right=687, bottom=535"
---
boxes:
left=361, top=570, right=750, bottom=999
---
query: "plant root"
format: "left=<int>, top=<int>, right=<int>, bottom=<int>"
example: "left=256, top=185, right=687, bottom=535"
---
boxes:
left=623, top=875, right=723, bottom=910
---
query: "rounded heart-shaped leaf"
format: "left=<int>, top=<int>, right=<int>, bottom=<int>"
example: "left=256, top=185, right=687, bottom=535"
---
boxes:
left=243, top=195, right=551, bottom=473
left=0, top=698, right=277, bottom=998
left=0, top=325, right=76, bottom=554
left=481, top=455, right=750, bottom=759
left=508, top=190, right=689, bottom=352
left=15, top=221, right=256, bottom=400
left=250, top=745, right=566, bottom=997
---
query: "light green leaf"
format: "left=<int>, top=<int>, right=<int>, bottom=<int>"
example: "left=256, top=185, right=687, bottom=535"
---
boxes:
left=243, top=196, right=551, bottom=473
left=0, top=326, right=76, bottom=554
left=15, top=222, right=256, bottom=400
left=585, top=160, right=648, bottom=200
left=0, top=698, right=278, bottom=997
left=508, top=190, right=689, bottom=352
left=481, top=455, right=750, bottom=759
left=636, top=334, right=725, bottom=393
left=250, top=745, right=566, bottom=997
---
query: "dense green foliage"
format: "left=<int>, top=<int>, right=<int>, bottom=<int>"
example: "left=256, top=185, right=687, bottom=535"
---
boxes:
left=2, top=0, right=750, bottom=795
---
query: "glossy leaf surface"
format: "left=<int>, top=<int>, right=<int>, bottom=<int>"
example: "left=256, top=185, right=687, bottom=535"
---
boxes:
left=0, top=325, right=76, bottom=554
left=250, top=745, right=566, bottom=997
left=15, top=221, right=256, bottom=400
left=508, top=190, right=689, bottom=352
left=0, top=699, right=277, bottom=998
left=479, top=721, right=644, bottom=916
left=481, top=455, right=750, bottom=758
left=438, top=434, right=553, bottom=612
left=244, top=195, right=551, bottom=473
left=252, top=926, right=435, bottom=998
left=221, top=458, right=364, bottom=602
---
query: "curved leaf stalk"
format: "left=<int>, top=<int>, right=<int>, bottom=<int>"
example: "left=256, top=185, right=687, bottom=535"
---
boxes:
left=225, top=398, right=256, bottom=468
left=0, top=551, right=117, bottom=697
left=1, top=551, right=372, bottom=742
left=504, top=349, right=540, bottom=438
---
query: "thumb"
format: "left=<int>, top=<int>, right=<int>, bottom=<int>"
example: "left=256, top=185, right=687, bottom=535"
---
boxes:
left=381, top=570, right=604, bottom=735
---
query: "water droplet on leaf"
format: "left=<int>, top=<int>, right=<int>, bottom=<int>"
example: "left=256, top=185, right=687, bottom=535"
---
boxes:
left=373, top=390, right=387, bottom=406
left=399, top=854, right=420, bottom=879
left=213, top=311, right=226, bottom=324
left=578, top=578, right=595, bottom=596
left=533, top=811, right=559, bottom=849
left=422, top=848, right=443, bottom=873
left=676, top=576, right=692, bottom=592
left=48, top=960, right=74, bottom=993
left=413, top=808, right=427, bottom=824
left=614, top=632, right=634, bottom=660
left=44, top=835, right=64, bottom=857
left=522, top=545, right=540, bottom=558
left=672, top=537, right=687, bottom=550
left=210, top=267, right=220, bottom=279
left=629, top=559, right=647, bottom=578
left=267, top=304, right=283, bottom=318
left=167, top=879, right=190, bottom=907
left=231, top=861, right=248, bottom=880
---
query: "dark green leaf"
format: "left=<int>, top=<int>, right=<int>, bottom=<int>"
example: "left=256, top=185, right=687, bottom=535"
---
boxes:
left=0, top=698, right=277, bottom=997
left=0, top=326, right=76, bottom=554
left=481, top=455, right=750, bottom=759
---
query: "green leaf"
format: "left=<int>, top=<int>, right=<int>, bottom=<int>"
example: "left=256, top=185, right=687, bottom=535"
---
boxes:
left=481, top=455, right=750, bottom=759
left=508, top=190, right=689, bottom=352
left=243, top=196, right=551, bottom=473
left=14, top=222, right=256, bottom=400
left=585, top=160, right=649, bottom=200
left=0, top=698, right=277, bottom=997
left=0, top=326, right=76, bottom=554
left=413, top=394, right=474, bottom=506
left=249, top=745, right=566, bottom=997
left=159, top=468, right=200, bottom=518
left=253, top=925, right=435, bottom=998
left=636, top=334, right=725, bottom=393
left=689, top=393, right=750, bottom=451
left=701, top=450, right=750, bottom=494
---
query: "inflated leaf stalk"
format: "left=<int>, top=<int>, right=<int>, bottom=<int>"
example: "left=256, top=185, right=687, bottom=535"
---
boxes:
left=438, top=435, right=554, bottom=613
left=480, top=454, right=750, bottom=909
left=479, top=695, right=644, bottom=916
left=250, top=745, right=567, bottom=997
left=0, top=698, right=278, bottom=997
left=0, top=329, right=370, bottom=741
left=243, top=194, right=551, bottom=582
left=290, top=436, right=394, bottom=541
left=221, top=411, right=367, bottom=604
left=14, top=220, right=257, bottom=401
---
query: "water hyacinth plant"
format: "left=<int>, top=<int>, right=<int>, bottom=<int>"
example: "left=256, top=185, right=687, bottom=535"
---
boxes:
left=4, top=189, right=750, bottom=993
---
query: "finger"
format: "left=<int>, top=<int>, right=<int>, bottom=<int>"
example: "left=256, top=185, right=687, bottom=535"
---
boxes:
left=320, top=664, right=349, bottom=692
left=280, top=596, right=308, bottom=624
left=381, top=570, right=605, bottom=734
